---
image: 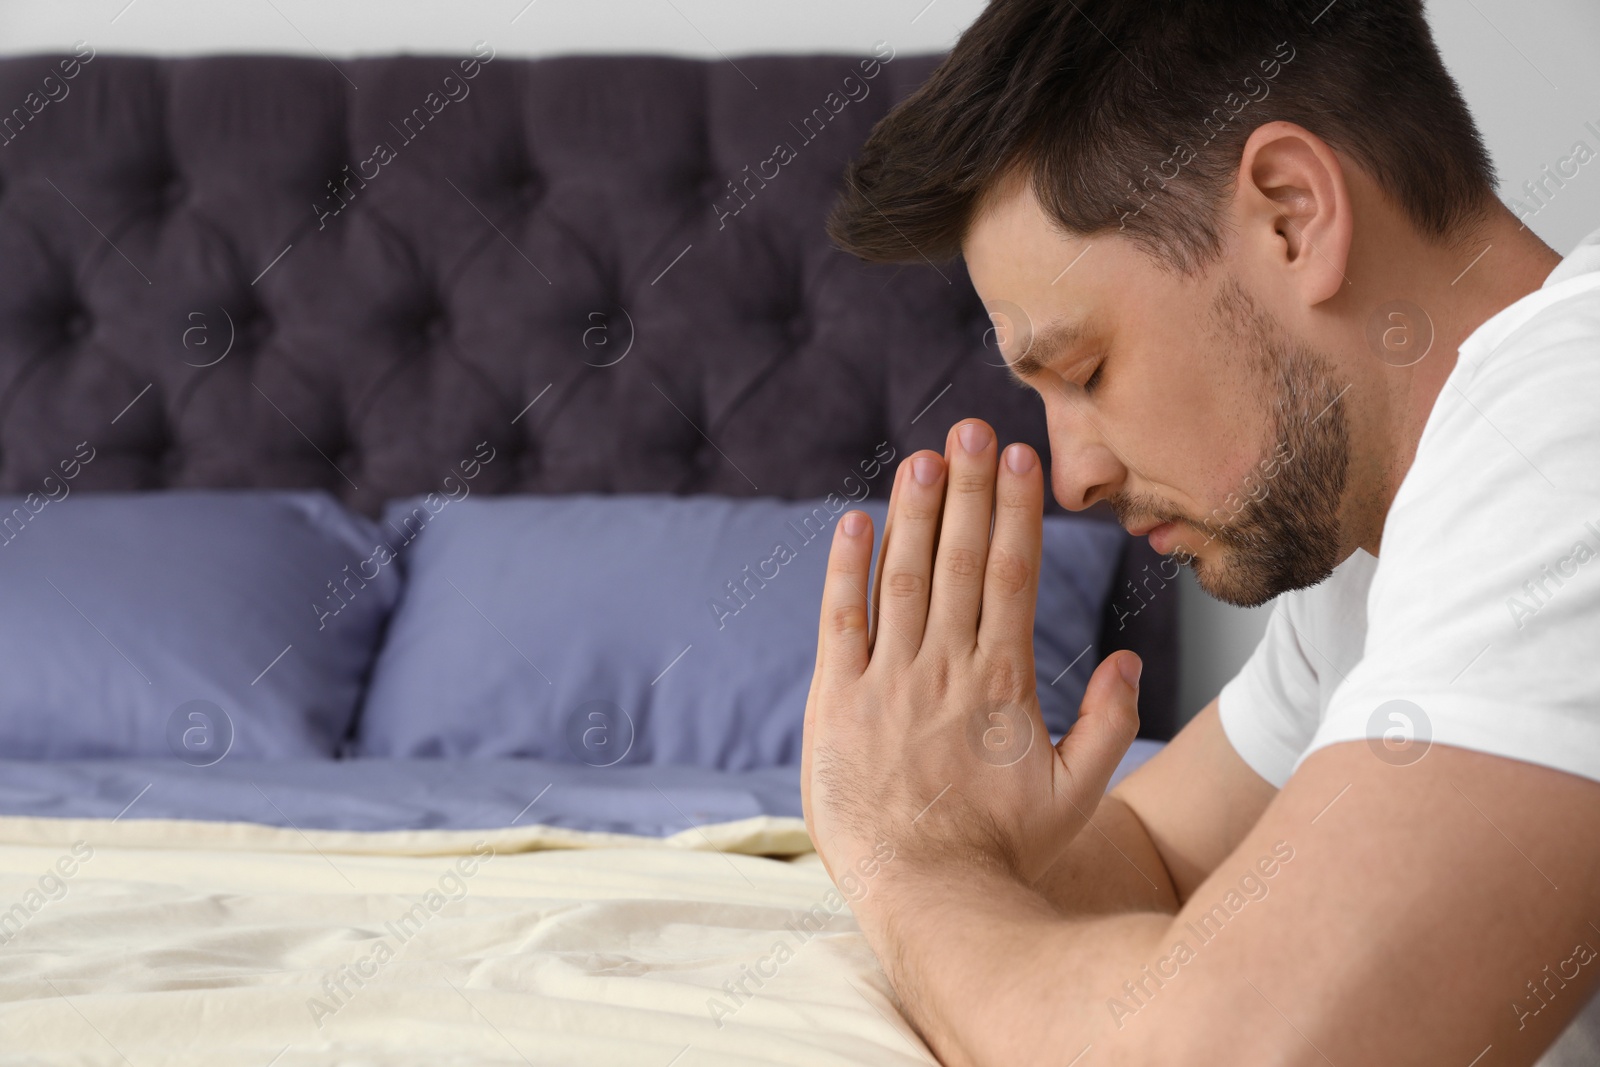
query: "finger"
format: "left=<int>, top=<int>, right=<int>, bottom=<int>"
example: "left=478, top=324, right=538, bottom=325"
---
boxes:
left=925, top=420, right=998, bottom=650
left=867, top=459, right=903, bottom=654
left=803, top=509, right=875, bottom=840
left=1053, top=652, right=1142, bottom=810
left=815, top=509, right=875, bottom=685
left=874, top=450, right=946, bottom=664
left=977, top=442, right=1044, bottom=658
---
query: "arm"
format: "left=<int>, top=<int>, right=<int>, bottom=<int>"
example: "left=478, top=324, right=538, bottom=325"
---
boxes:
left=865, top=739, right=1600, bottom=1067
left=802, top=426, right=1600, bottom=1067
left=1031, top=700, right=1276, bottom=916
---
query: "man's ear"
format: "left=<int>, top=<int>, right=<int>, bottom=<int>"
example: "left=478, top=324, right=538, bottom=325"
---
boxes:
left=1234, top=120, right=1352, bottom=307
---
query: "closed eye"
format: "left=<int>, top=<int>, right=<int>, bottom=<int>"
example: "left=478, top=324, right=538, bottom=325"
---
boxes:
left=1083, top=361, right=1105, bottom=394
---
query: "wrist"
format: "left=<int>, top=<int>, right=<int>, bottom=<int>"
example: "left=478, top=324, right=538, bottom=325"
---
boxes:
left=850, top=845, right=1057, bottom=952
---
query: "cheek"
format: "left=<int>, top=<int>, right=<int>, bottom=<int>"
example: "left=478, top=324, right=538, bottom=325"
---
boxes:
left=1136, top=357, right=1259, bottom=499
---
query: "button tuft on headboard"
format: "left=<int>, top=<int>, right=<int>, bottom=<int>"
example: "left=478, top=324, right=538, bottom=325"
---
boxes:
left=786, top=313, right=810, bottom=346
left=240, top=311, right=271, bottom=346
left=62, top=310, right=91, bottom=344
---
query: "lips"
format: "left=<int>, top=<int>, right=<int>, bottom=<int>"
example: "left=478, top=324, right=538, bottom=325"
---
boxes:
left=1126, top=519, right=1181, bottom=553
left=1146, top=522, right=1178, bottom=554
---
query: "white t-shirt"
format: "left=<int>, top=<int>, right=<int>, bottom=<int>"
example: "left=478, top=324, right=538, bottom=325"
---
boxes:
left=1218, top=224, right=1600, bottom=1066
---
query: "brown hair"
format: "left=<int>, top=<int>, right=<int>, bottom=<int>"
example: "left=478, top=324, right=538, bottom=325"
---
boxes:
left=828, top=0, right=1497, bottom=273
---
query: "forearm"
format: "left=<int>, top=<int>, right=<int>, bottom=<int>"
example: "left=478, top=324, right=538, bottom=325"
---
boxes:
left=861, top=858, right=1170, bottom=1067
left=1029, top=793, right=1180, bottom=917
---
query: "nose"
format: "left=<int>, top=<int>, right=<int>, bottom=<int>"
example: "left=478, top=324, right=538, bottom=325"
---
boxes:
left=1043, top=394, right=1124, bottom=511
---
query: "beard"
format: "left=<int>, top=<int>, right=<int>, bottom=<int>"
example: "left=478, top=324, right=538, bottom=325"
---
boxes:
left=1115, top=279, right=1351, bottom=608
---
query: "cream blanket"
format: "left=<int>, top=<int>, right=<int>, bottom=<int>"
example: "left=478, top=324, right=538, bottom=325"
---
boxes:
left=0, top=814, right=935, bottom=1066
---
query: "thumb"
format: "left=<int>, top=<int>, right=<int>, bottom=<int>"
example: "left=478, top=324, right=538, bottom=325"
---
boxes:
left=1053, top=651, right=1142, bottom=806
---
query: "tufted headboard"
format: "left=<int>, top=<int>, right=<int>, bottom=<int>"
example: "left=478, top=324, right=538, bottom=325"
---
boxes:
left=0, top=49, right=1181, bottom=737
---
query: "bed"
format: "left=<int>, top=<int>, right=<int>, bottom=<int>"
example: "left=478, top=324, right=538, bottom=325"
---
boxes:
left=0, top=49, right=1177, bottom=1064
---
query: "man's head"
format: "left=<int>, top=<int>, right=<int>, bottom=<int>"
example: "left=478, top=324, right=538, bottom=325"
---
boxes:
left=828, top=0, right=1502, bottom=606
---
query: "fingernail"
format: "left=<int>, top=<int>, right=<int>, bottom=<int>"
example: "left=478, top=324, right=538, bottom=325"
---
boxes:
left=913, top=456, right=941, bottom=485
left=842, top=511, right=866, bottom=537
left=1119, top=655, right=1143, bottom=689
left=1005, top=443, right=1034, bottom=474
left=958, top=422, right=990, bottom=454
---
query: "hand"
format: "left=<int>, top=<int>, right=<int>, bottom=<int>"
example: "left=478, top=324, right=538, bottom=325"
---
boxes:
left=801, top=419, right=1144, bottom=910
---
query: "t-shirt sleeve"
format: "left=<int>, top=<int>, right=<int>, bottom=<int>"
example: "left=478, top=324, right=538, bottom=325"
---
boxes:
left=1303, top=293, right=1600, bottom=783
left=1217, top=596, right=1324, bottom=789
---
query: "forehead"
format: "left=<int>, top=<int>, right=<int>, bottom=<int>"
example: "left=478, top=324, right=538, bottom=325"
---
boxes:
left=964, top=180, right=1098, bottom=373
left=963, top=177, right=1205, bottom=372
left=964, top=173, right=1076, bottom=288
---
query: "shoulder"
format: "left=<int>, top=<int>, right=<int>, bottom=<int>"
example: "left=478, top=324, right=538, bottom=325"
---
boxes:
left=1315, top=277, right=1600, bottom=784
left=1435, top=278, right=1600, bottom=457
left=1385, top=278, right=1600, bottom=555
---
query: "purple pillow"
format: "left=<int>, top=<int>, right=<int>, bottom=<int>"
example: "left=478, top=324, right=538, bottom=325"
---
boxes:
left=0, top=490, right=400, bottom=759
left=354, top=494, right=1124, bottom=769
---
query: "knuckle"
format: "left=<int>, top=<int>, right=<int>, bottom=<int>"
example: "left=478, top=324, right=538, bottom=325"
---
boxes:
left=952, top=471, right=990, bottom=496
left=983, top=657, right=1032, bottom=704
left=997, top=486, right=1037, bottom=513
left=886, top=569, right=927, bottom=601
left=900, top=500, right=940, bottom=523
left=830, top=603, right=868, bottom=635
left=987, top=550, right=1033, bottom=598
left=943, top=546, right=983, bottom=579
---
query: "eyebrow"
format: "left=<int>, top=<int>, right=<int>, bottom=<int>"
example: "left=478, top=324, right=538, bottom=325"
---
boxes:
left=1004, top=319, right=1091, bottom=382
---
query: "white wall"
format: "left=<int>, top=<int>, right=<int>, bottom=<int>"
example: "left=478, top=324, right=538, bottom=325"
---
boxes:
left=0, top=1, right=978, bottom=60
left=5, top=0, right=1596, bottom=721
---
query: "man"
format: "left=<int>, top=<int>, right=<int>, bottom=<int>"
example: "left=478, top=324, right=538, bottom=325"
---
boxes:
left=801, top=1, right=1600, bottom=1064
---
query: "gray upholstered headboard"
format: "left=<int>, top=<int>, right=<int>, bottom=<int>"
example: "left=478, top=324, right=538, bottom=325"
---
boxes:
left=0, top=49, right=1181, bottom=736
